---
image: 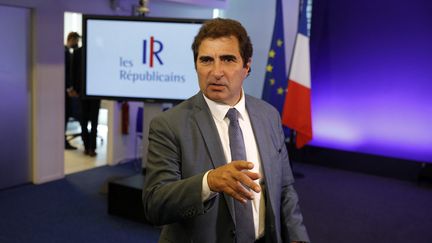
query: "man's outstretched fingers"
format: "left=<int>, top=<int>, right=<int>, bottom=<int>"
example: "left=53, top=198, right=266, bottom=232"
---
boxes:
left=207, top=161, right=260, bottom=201
left=225, top=186, right=248, bottom=203
left=243, top=170, right=261, bottom=192
left=233, top=161, right=254, bottom=170
left=234, top=171, right=261, bottom=194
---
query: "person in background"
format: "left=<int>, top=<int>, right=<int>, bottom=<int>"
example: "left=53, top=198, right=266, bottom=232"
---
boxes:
left=74, top=45, right=101, bottom=157
left=79, top=88, right=101, bottom=156
left=142, top=18, right=310, bottom=243
left=65, top=31, right=100, bottom=157
left=64, top=32, right=80, bottom=150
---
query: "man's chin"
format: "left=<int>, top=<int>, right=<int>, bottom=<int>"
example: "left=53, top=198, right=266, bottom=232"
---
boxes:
left=204, top=92, right=228, bottom=103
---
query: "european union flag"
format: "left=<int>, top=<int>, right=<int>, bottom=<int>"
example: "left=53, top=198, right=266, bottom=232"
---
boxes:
left=261, top=0, right=287, bottom=115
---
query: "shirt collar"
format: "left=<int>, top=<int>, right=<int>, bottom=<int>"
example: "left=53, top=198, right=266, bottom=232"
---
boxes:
left=203, top=90, right=247, bottom=122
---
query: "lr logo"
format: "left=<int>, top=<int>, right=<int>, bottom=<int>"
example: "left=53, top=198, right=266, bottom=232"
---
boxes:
left=143, top=36, right=164, bottom=68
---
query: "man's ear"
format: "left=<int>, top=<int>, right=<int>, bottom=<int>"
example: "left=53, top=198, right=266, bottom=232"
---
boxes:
left=245, top=58, right=252, bottom=76
left=246, top=58, right=252, bottom=69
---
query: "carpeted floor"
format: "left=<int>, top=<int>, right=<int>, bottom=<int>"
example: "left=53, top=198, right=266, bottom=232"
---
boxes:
left=0, top=161, right=431, bottom=243
left=0, top=162, right=160, bottom=243
left=293, top=162, right=432, bottom=242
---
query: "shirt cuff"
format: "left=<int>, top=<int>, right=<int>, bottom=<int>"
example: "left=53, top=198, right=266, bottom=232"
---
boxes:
left=201, top=170, right=218, bottom=202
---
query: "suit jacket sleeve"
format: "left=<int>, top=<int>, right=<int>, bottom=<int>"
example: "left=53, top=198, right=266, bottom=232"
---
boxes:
left=142, top=114, right=213, bottom=225
left=276, top=115, right=310, bottom=242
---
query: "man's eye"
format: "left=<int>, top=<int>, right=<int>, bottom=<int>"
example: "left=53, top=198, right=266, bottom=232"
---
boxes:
left=199, top=57, right=212, bottom=63
left=222, top=56, right=236, bottom=63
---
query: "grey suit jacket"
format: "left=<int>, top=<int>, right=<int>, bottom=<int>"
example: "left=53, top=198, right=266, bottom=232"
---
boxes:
left=142, top=92, right=309, bottom=243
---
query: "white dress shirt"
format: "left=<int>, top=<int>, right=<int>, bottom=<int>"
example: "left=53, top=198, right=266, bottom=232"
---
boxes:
left=201, top=91, right=265, bottom=239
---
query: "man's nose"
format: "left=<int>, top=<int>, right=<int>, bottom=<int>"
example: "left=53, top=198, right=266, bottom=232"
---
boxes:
left=211, top=60, right=224, bottom=79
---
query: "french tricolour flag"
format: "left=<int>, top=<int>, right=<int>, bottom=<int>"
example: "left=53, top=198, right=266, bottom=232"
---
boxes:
left=281, top=0, right=313, bottom=148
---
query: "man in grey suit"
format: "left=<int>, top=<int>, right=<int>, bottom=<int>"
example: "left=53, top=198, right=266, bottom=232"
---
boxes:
left=143, top=18, right=310, bottom=243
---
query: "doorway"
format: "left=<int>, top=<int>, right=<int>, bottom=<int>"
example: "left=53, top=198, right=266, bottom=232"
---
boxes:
left=64, top=12, right=108, bottom=174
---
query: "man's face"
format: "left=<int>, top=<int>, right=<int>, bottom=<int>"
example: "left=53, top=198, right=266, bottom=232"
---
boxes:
left=67, top=38, right=79, bottom=48
left=196, top=36, right=251, bottom=106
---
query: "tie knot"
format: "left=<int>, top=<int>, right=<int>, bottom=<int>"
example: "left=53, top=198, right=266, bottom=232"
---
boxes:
left=226, top=108, right=239, bottom=122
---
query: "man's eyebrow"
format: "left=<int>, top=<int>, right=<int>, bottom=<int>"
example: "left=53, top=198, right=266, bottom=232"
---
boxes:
left=220, top=54, right=237, bottom=60
left=198, top=55, right=213, bottom=60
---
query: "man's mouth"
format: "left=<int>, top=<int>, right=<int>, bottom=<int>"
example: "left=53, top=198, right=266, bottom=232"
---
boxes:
left=208, top=83, right=226, bottom=91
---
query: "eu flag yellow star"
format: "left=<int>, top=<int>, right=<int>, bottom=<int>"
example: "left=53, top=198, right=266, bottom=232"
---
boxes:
left=269, top=78, right=275, bottom=86
left=269, top=50, right=276, bottom=58
left=277, top=87, right=284, bottom=95
left=266, top=64, right=273, bottom=72
left=277, top=39, right=283, bottom=47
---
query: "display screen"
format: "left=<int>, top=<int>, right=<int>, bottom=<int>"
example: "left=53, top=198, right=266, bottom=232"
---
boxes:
left=83, top=15, right=204, bottom=102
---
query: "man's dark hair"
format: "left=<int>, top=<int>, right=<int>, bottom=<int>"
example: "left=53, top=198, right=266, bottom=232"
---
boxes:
left=191, top=18, right=253, bottom=70
left=67, top=32, right=81, bottom=41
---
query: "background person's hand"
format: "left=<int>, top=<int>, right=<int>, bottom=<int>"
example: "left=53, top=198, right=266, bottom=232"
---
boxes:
left=67, top=88, right=79, bottom=97
left=207, top=161, right=261, bottom=203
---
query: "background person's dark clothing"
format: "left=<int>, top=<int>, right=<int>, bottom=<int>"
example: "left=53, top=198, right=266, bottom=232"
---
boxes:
left=73, top=47, right=101, bottom=154
left=66, top=45, right=100, bottom=154
left=65, top=46, right=81, bottom=149
left=71, top=47, right=83, bottom=94
left=80, top=99, right=101, bottom=154
left=65, top=46, right=82, bottom=121
left=65, top=46, right=73, bottom=132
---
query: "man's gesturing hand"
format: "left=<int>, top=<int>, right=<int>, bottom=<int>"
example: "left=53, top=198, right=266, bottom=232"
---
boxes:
left=207, top=161, right=261, bottom=203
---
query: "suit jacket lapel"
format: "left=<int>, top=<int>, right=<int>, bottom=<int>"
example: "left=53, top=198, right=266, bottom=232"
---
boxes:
left=191, top=94, right=226, bottom=169
left=191, top=93, right=235, bottom=221
left=246, top=96, right=276, bottom=215
left=246, top=96, right=272, bottom=182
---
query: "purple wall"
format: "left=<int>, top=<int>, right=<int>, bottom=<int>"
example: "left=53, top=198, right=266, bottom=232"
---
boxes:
left=310, top=0, right=432, bottom=162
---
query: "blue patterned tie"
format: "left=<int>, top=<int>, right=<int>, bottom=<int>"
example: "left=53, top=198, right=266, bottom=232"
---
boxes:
left=226, top=108, right=255, bottom=243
